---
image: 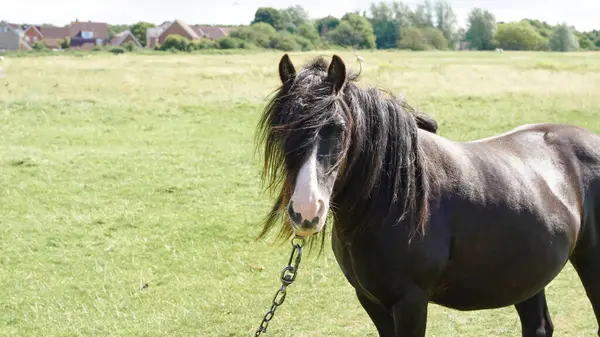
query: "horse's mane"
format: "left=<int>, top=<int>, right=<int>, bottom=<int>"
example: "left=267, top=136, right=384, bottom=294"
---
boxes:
left=256, top=56, right=434, bottom=250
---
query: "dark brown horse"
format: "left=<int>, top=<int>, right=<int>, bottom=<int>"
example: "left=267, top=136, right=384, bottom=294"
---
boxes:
left=256, top=54, right=600, bottom=337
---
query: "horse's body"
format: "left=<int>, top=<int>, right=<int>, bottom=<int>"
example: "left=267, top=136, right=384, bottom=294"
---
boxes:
left=257, top=54, right=600, bottom=336
left=333, top=123, right=600, bottom=335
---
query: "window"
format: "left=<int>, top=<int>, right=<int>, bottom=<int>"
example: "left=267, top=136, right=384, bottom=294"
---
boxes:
left=33, top=36, right=38, bottom=42
left=2, top=26, right=7, bottom=33
left=96, top=38, right=102, bottom=46
left=81, top=31, right=93, bottom=39
left=25, top=36, right=30, bottom=42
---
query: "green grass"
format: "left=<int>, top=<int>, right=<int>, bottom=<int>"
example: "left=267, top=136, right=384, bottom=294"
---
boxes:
left=1, top=50, right=600, bottom=336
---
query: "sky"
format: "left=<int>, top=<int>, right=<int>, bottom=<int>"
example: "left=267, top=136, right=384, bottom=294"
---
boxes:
left=3, top=0, right=599, bottom=32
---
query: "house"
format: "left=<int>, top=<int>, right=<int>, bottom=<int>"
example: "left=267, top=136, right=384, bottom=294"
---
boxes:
left=0, top=21, right=30, bottom=51
left=146, top=20, right=232, bottom=48
left=23, top=25, right=43, bottom=46
left=110, top=30, right=142, bottom=48
left=159, top=20, right=199, bottom=45
left=68, top=20, right=109, bottom=50
left=39, top=26, right=70, bottom=49
left=193, top=25, right=232, bottom=40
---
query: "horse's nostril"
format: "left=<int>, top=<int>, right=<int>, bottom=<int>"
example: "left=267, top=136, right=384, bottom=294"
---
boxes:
left=288, top=202, right=302, bottom=225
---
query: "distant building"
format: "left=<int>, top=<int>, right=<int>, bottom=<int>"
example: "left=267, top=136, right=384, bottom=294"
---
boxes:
left=0, top=21, right=30, bottom=51
left=146, top=19, right=232, bottom=48
left=110, top=30, right=142, bottom=48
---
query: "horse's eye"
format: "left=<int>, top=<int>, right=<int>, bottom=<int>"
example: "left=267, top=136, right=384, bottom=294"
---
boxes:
left=321, top=124, right=344, bottom=137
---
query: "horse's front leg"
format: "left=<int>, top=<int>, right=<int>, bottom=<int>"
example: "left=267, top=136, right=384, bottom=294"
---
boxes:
left=392, top=287, right=428, bottom=337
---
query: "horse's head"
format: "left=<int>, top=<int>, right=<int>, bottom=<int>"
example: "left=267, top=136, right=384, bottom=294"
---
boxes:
left=258, top=54, right=353, bottom=239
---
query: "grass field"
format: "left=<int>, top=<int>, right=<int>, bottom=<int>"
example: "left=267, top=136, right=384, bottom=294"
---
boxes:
left=1, top=50, right=600, bottom=336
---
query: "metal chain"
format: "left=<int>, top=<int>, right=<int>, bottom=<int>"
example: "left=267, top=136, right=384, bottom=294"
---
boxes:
left=254, top=236, right=306, bottom=336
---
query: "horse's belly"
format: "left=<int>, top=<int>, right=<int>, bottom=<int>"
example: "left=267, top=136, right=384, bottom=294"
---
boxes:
left=430, top=230, right=572, bottom=310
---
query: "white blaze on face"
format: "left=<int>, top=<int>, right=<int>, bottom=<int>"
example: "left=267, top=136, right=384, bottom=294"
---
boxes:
left=290, top=146, right=328, bottom=233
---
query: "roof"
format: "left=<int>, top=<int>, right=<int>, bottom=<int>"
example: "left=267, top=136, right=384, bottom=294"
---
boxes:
left=69, top=21, right=109, bottom=39
left=0, top=21, right=20, bottom=36
left=110, top=30, right=142, bottom=47
left=40, top=26, right=70, bottom=39
left=19, top=39, right=32, bottom=50
left=43, top=37, right=61, bottom=49
left=161, top=20, right=199, bottom=40
left=24, top=25, right=43, bottom=37
left=193, top=25, right=229, bottom=40
left=8, top=22, right=23, bottom=30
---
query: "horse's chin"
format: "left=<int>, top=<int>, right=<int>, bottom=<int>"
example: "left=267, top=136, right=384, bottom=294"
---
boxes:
left=292, top=224, right=325, bottom=238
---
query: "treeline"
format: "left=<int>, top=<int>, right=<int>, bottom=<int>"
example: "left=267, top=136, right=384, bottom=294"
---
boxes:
left=204, top=1, right=598, bottom=52
left=99, top=1, right=598, bottom=53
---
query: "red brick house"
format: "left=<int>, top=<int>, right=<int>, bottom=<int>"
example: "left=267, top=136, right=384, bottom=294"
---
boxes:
left=158, top=20, right=199, bottom=45
left=146, top=20, right=233, bottom=48
left=23, top=26, right=43, bottom=46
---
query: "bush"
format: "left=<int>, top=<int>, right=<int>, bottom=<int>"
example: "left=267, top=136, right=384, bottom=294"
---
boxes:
left=110, top=47, right=126, bottom=54
left=496, top=22, right=548, bottom=51
left=122, top=42, right=139, bottom=52
left=58, top=36, right=70, bottom=49
left=326, top=14, right=376, bottom=49
left=218, top=37, right=243, bottom=49
left=189, top=39, right=218, bottom=51
left=160, top=35, right=190, bottom=51
left=239, top=41, right=258, bottom=49
left=422, top=28, right=448, bottom=50
left=296, top=24, right=321, bottom=46
left=293, top=35, right=315, bottom=51
left=269, top=31, right=301, bottom=51
left=229, top=23, right=276, bottom=48
left=578, top=35, right=595, bottom=50
left=32, top=41, right=48, bottom=51
left=398, top=27, right=428, bottom=51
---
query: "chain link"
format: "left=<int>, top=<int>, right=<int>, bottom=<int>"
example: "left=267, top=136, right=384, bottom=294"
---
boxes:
left=254, top=236, right=306, bottom=336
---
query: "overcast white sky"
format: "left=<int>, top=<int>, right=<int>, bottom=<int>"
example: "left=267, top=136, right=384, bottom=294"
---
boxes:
left=3, top=0, right=599, bottom=31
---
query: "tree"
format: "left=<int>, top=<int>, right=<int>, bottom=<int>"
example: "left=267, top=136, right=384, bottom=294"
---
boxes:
left=412, top=0, right=434, bottom=28
left=578, top=35, right=595, bottom=50
left=550, top=23, right=579, bottom=51
left=315, top=16, right=340, bottom=36
left=130, top=22, right=155, bottom=47
left=369, top=2, right=400, bottom=49
left=108, top=24, right=130, bottom=39
left=434, top=0, right=458, bottom=47
left=280, top=5, right=309, bottom=32
left=327, top=13, right=376, bottom=49
left=495, top=22, right=547, bottom=51
left=252, top=7, right=284, bottom=30
left=391, top=1, right=414, bottom=28
left=465, top=8, right=497, bottom=50
left=229, top=22, right=276, bottom=48
left=296, top=24, right=322, bottom=47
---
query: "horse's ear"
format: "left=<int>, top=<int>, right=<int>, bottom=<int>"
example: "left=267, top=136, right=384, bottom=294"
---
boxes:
left=279, top=54, right=296, bottom=84
left=327, top=54, right=346, bottom=94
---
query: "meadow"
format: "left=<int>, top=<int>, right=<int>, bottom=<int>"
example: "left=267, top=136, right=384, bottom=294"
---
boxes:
left=1, top=50, right=600, bottom=336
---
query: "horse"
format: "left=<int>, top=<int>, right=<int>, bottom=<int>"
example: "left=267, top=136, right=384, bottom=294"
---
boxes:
left=255, top=54, right=600, bottom=337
